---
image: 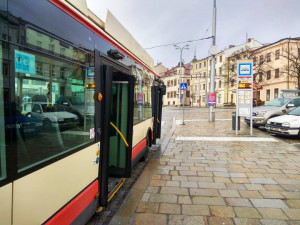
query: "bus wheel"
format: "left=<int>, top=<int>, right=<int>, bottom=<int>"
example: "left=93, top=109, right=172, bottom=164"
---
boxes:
left=141, top=131, right=151, bottom=161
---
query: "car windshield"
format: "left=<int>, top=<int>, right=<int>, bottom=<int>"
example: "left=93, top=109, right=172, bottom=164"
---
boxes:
left=265, top=98, right=291, bottom=107
left=66, top=96, right=84, bottom=105
left=288, top=106, right=300, bottom=116
left=41, top=103, right=65, bottom=112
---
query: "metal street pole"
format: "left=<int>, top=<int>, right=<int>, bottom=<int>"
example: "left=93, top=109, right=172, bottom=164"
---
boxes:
left=198, top=73, right=200, bottom=107
left=174, top=44, right=189, bottom=123
left=209, top=0, right=217, bottom=121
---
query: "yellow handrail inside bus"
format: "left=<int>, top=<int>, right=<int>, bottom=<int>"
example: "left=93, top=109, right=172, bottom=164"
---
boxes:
left=110, top=122, right=129, bottom=147
left=157, top=118, right=160, bottom=123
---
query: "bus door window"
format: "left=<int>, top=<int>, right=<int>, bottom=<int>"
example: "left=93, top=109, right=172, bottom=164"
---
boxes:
left=0, top=42, right=6, bottom=181
left=109, top=81, right=128, bottom=170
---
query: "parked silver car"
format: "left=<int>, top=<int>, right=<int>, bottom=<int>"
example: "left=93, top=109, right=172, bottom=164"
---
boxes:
left=244, top=97, right=300, bottom=127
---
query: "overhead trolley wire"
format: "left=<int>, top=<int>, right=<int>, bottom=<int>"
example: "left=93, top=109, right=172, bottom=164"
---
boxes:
left=145, top=36, right=212, bottom=50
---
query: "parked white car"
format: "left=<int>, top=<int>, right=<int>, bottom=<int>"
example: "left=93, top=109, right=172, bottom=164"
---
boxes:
left=31, top=102, right=79, bottom=130
left=265, top=106, right=300, bottom=136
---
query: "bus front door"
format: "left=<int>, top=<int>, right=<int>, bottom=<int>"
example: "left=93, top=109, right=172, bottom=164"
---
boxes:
left=95, top=51, right=134, bottom=207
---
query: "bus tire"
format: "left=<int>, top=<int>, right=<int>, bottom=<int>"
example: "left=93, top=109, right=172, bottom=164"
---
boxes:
left=141, top=129, right=151, bottom=161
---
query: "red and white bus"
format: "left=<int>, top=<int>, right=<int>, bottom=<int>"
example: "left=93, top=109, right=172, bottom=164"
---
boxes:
left=0, top=0, right=165, bottom=224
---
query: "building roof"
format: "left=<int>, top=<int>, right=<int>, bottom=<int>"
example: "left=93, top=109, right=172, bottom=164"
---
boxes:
left=161, top=63, right=191, bottom=77
left=252, top=37, right=300, bottom=53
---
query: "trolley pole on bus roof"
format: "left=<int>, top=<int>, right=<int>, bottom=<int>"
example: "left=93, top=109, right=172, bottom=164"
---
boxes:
left=209, top=0, right=217, bottom=121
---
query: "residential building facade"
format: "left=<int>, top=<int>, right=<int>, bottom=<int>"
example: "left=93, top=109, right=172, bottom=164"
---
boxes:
left=162, top=38, right=300, bottom=107
left=161, top=63, right=191, bottom=106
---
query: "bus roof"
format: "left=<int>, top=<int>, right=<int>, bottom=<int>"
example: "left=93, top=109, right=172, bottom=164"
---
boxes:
left=51, top=0, right=157, bottom=77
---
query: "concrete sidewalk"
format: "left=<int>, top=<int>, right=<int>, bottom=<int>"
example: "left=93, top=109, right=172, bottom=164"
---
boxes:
left=109, top=110, right=300, bottom=225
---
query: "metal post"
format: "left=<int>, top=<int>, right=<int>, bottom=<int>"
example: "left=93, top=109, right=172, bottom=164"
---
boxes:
left=198, top=74, right=200, bottom=107
left=174, top=44, right=189, bottom=123
left=178, top=55, right=182, bottom=108
left=209, top=0, right=217, bottom=121
left=183, top=90, right=185, bottom=125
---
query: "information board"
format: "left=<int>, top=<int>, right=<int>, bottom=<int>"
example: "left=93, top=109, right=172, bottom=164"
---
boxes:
left=236, top=60, right=253, bottom=135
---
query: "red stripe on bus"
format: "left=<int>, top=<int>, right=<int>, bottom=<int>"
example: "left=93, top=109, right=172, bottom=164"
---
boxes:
left=49, top=0, right=158, bottom=78
left=132, top=138, right=146, bottom=160
left=45, top=180, right=98, bottom=225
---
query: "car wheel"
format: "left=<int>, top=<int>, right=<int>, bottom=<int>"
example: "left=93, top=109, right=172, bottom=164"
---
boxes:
left=43, top=119, right=52, bottom=131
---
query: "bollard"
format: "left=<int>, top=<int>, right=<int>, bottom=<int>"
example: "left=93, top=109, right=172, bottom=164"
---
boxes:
left=232, top=111, right=240, bottom=130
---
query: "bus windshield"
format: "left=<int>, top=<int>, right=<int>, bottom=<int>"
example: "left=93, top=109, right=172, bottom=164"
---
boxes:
left=265, top=98, right=290, bottom=107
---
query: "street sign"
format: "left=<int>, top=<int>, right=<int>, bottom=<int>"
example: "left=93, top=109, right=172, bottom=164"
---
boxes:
left=208, top=93, right=216, bottom=106
left=180, top=83, right=188, bottom=91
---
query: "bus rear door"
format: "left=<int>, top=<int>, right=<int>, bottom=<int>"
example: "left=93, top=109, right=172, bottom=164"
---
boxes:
left=151, top=83, right=165, bottom=144
left=95, top=51, right=134, bottom=207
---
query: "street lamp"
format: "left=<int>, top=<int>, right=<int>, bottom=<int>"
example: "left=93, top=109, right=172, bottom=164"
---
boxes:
left=174, top=44, right=189, bottom=108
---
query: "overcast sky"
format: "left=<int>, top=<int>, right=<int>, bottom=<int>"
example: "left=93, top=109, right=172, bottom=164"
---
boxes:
left=86, top=0, right=300, bottom=70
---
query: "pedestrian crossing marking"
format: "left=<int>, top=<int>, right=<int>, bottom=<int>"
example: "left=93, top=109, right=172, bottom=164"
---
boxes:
left=175, top=136, right=278, bottom=142
left=180, top=83, right=188, bottom=91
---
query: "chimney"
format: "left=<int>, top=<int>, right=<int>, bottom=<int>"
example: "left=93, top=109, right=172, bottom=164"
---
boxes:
left=248, top=38, right=252, bottom=43
left=229, top=45, right=235, bottom=49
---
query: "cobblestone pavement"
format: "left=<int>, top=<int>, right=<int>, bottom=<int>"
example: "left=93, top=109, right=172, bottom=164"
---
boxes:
left=108, top=107, right=300, bottom=225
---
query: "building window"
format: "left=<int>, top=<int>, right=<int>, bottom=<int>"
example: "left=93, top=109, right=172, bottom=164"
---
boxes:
left=259, top=55, right=264, bottom=64
left=259, top=73, right=263, bottom=82
left=186, top=91, right=190, bottom=97
left=219, top=80, right=222, bottom=88
left=231, top=80, right=235, bottom=87
left=203, top=72, right=206, bottom=78
left=202, top=95, right=206, bottom=102
left=187, top=79, right=190, bottom=85
left=174, top=79, right=177, bottom=86
left=266, top=89, right=270, bottom=101
left=167, top=92, right=170, bottom=98
left=203, top=84, right=206, bottom=90
left=196, top=64, right=198, bottom=69
left=219, top=67, right=222, bottom=75
left=220, top=55, right=222, bottom=62
left=204, top=61, right=206, bottom=67
left=199, top=63, right=201, bottom=68
left=253, top=57, right=256, bottom=66
left=267, top=52, right=271, bottom=62
left=267, top=70, right=271, bottom=80
left=275, top=68, right=279, bottom=78
left=274, top=88, right=279, bottom=99
left=167, top=81, right=170, bottom=87
left=257, top=91, right=261, bottom=100
left=275, top=49, right=280, bottom=59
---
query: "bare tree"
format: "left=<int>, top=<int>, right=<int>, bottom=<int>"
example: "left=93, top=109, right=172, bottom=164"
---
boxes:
left=223, top=47, right=270, bottom=102
left=280, top=39, right=300, bottom=94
